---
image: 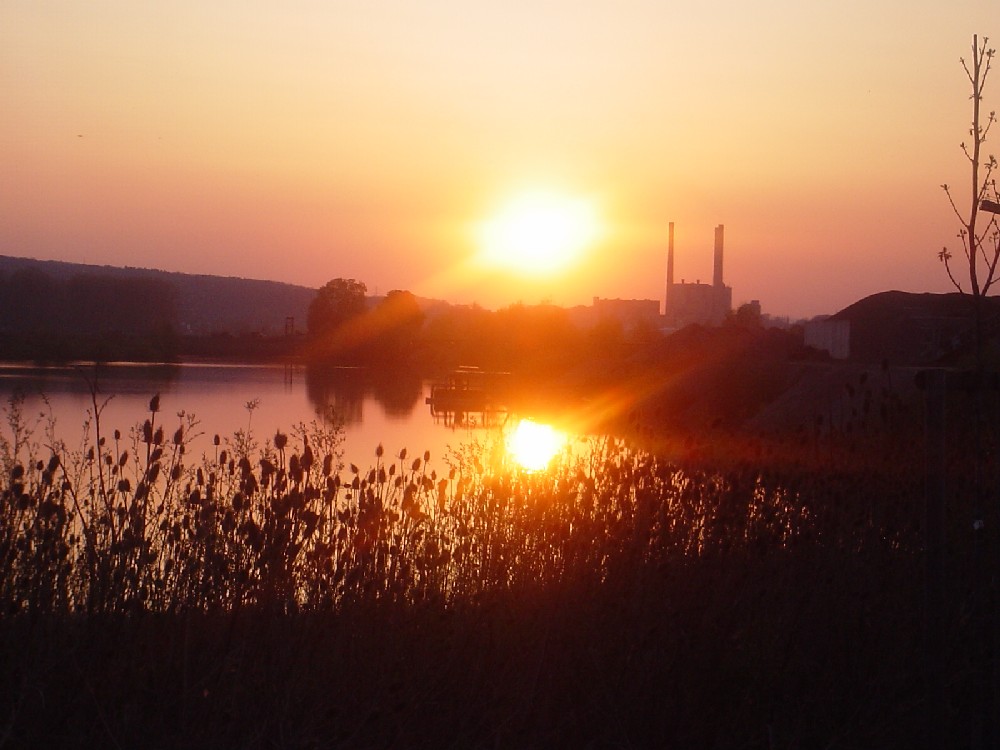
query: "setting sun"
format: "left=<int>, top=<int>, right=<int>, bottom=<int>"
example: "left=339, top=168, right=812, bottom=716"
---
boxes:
left=506, top=418, right=566, bottom=471
left=476, top=190, right=601, bottom=275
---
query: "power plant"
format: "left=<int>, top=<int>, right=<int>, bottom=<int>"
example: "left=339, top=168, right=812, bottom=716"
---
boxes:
left=664, top=222, right=732, bottom=327
left=589, top=222, right=736, bottom=330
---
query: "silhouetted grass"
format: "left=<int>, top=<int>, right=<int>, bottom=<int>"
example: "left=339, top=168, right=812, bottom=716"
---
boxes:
left=0, top=389, right=989, bottom=748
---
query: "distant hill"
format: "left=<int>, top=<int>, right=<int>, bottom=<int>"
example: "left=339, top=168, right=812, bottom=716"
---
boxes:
left=0, top=255, right=317, bottom=335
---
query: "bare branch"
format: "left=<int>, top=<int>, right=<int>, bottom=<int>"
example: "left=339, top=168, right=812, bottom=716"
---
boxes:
left=943, top=184, right=967, bottom=224
left=975, top=207, right=998, bottom=253
left=980, top=39, right=994, bottom=83
left=981, top=111, right=997, bottom=142
left=962, top=56, right=976, bottom=87
left=976, top=216, right=997, bottom=253
left=944, top=35, right=997, bottom=367
left=958, top=229, right=972, bottom=263
left=940, top=249, right=965, bottom=293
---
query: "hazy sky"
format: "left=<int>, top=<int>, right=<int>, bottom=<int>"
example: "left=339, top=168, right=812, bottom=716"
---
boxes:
left=2, top=1, right=998, bottom=318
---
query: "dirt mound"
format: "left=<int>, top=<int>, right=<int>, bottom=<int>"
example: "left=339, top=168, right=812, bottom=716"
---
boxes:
left=830, top=290, right=1000, bottom=365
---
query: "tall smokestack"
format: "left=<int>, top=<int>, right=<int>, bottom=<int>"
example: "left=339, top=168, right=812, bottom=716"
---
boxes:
left=666, top=222, right=675, bottom=290
left=713, top=224, right=724, bottom=288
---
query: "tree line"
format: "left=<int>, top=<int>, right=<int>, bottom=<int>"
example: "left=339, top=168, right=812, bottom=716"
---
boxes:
left=302, top=278, right=809, bottom=425
left=303, top=277, right=647, bottom=376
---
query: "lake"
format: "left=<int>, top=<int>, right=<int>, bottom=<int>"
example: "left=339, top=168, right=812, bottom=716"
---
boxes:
left=0, top=361, right=505, bottom=470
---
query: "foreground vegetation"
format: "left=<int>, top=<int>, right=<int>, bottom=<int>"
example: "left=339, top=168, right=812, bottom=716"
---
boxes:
left=0, top=388, right=993, bottom=749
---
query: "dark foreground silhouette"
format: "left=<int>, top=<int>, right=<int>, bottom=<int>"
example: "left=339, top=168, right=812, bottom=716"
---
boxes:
left=0, top=377, right=996, bottom=749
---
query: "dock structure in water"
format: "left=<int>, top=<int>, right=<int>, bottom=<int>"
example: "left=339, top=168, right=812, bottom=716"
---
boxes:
left=425, top=366, right=511, bottom=422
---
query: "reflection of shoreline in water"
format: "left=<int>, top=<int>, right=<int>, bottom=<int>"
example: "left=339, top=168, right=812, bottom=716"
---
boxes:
left=0, top=362, right=597, bottom=472
left=304, top=365, right=422, bottom=426
left=0, top=362, right=182, bottom=398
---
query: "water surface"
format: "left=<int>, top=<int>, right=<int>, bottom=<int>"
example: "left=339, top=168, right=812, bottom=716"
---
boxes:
left=0, top=362, right=500, bottom=468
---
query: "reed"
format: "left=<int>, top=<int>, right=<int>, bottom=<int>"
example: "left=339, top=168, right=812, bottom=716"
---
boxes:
left=0, top=391, right=988, bottom=748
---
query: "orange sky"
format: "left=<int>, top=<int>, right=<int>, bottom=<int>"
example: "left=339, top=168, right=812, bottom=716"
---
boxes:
left=2, top=1, right=998, bottom=319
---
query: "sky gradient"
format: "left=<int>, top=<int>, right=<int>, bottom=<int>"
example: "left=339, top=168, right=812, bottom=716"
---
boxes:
left=3, top=1, right=999, bottom=319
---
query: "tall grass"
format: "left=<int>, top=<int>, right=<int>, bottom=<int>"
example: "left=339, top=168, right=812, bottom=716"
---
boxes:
left=0, top=391, right=917, bottom=617
left=0, top=389, right=983, bottom=748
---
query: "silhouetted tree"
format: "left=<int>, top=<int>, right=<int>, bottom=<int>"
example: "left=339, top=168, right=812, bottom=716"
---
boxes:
left=370, top=290, right=424, bottom=360
left=494, top=303, right=582, bottom=374
left=307, top=278, right=368, bottom=338
left=588, top=316, right=626, bottom=356
left=420, top=304, right=496, bottom=370
left=627, top=316, right=665, bottom=350
left=306, top=278, right=371, bottom=363
left=941, top=34, right=1000, bottom=370
left=727, top=301, right=762, bottom=329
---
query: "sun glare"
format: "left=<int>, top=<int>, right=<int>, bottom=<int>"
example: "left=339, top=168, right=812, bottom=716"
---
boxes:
left=477, top=190, right=600, bottom=275
left=506, top=418, right=566, bottom=472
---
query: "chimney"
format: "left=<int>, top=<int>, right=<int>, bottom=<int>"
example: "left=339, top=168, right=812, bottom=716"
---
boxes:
left=666, top=222, right=675, bottom=292
left=713, top=224, right=724, bottom=288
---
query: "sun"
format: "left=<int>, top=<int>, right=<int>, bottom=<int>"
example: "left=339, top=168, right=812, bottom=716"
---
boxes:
left=476, top=190, right=601, bottom=275
left=506, top=418, right=566, bottom=472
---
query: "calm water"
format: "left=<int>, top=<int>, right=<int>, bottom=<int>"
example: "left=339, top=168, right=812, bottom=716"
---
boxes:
left=0, top=362, right=504, bottom=469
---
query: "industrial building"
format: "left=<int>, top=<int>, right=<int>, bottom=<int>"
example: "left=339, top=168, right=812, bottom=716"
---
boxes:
left=663, top=222, right=733, bottom=327
left=592, top=297, right=661, bottom=327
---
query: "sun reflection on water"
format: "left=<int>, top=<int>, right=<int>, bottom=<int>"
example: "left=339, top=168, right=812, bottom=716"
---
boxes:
left=505, top=418, right=567, bottom=472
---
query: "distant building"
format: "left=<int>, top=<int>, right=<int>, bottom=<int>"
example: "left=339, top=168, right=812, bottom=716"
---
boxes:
left=664, top=223, right=733, bottom=327
left=592, top=296, right=661, bottom=327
